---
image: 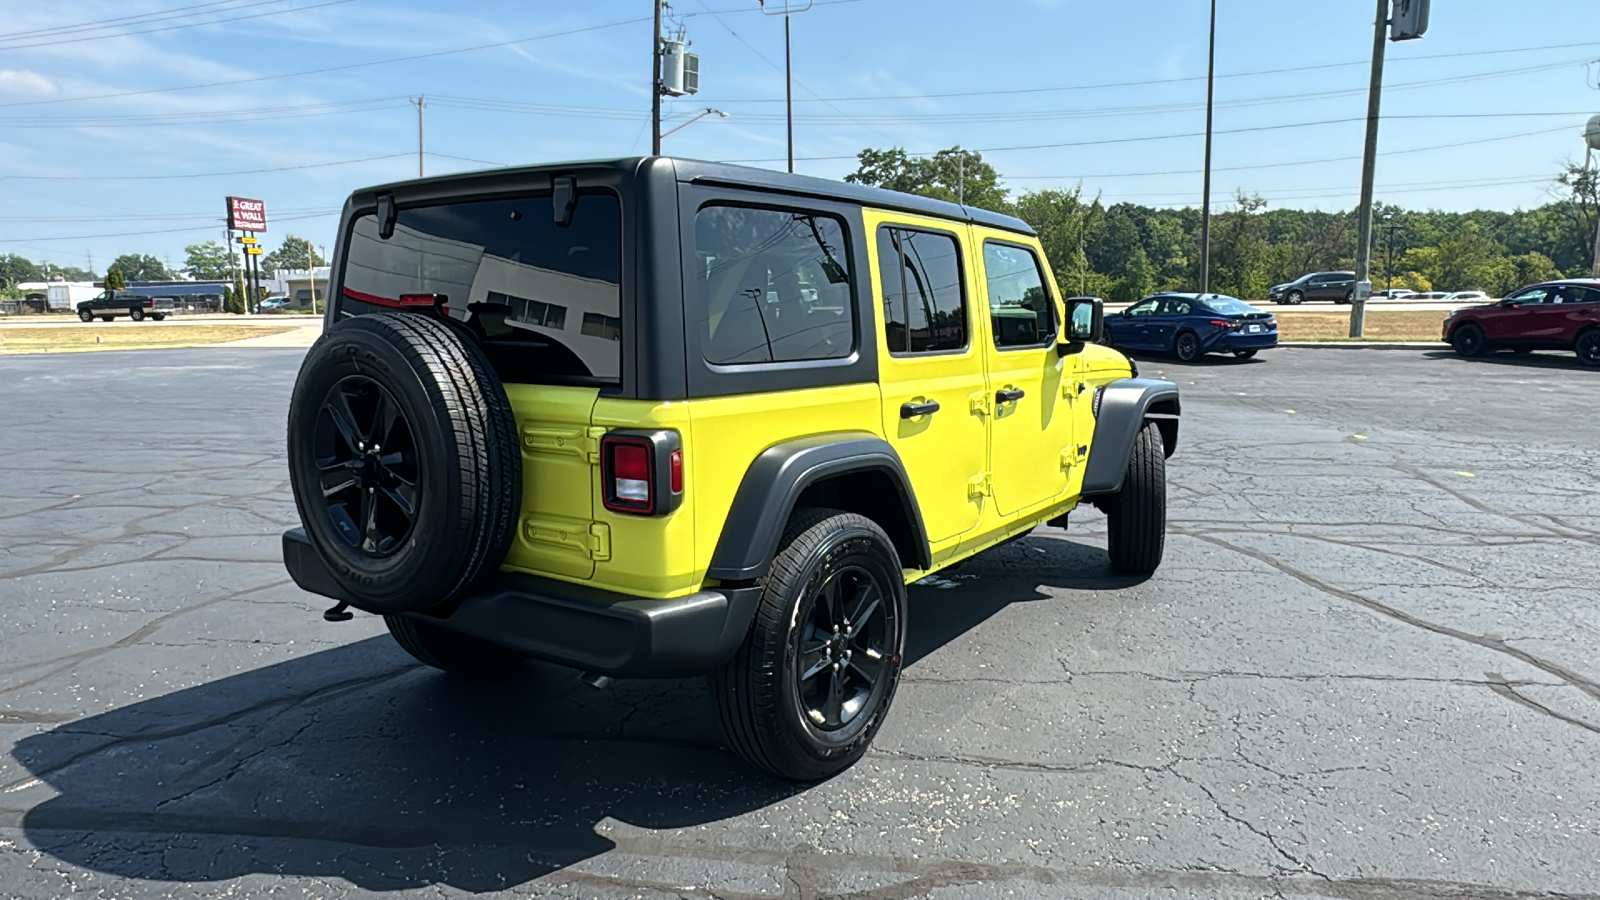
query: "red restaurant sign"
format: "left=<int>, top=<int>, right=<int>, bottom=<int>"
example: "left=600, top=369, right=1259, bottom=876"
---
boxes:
left=227, top=196, right=267, bottom=232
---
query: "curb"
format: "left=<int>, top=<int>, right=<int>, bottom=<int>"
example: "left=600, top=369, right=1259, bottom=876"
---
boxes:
left=1279, top=341, right=1444, bottom=350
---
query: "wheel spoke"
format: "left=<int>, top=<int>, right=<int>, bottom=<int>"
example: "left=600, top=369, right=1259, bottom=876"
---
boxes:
left=821, top=576, right=843, bottom=629
left=326, top=390, right=363, bottom=450
left=361, top=489, right=380, bottom=552
left=799, top=642, right=831, bottom=681
left=318, top=463, right=358, bottom=498
left=380, top=484, right=417, bottom=521
left=847, top=652, right=882, bottom=685
left=824, top=667, right=845, bottom=725
left=845, top=581, right=881, bottom=636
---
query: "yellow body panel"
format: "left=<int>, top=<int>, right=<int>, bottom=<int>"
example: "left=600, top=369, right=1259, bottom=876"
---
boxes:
left=498, top=213, right=1131, bottom=601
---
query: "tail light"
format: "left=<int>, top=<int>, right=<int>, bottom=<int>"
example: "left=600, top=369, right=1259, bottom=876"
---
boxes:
left=1209, top=319, right=1235, bottom=329
left=601, top=430, right=684, bottom=516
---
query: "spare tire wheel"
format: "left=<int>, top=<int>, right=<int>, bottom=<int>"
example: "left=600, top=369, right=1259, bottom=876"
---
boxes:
left=287, top=313, right=520, bottom=613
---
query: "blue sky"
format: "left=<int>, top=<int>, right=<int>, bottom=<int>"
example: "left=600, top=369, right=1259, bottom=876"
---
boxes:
left=1, top=0, right=1597, bottom=273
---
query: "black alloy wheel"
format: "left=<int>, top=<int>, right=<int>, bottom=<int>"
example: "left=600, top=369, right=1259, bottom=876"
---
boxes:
left=312, top=375, right=420, bottom=557
left=1451, top=322, right=1487, bottom=358
left=795, top=565, right=893, bottom=733
left=1174, top=331, right=1200, bottom=362
left=1286, top=290, right=1303, bottom=305
left=1577, top=330, right=1600, bottom=367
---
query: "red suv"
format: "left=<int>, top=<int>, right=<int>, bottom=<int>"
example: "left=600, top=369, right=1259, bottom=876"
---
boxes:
left=1443, top=279, right=1600, bottom=366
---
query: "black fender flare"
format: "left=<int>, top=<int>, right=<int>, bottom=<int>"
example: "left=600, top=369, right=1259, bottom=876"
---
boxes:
left=707, top=433, right=932, bottom=582
left=1081, top=378, right=1181, bottom=497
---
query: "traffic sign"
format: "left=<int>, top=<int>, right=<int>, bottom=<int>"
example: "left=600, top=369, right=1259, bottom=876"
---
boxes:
left=244, top=246, right=263, bottom=255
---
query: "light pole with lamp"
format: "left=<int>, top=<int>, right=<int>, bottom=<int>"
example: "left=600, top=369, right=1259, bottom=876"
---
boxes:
left=758, top=0, right=812, bottom=174
left=661, top=108, right=729, bottom=139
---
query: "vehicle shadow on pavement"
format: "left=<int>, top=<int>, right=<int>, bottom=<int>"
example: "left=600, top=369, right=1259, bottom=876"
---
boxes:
left=1421, top=349, right=1597, bottom=371
left=12, top=536, right=1133, bottom=893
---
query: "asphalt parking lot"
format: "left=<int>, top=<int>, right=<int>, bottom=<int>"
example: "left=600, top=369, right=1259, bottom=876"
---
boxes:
left=2, top=346, right=1598, bottom=899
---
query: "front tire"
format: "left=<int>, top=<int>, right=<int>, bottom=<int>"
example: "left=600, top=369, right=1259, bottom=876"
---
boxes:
left=151, top=313, right=166, bottom=321
left=77, top=309, right=93, bottom=322
left=713, top=509, right=907, bottom=781
left=100, top=316, right=114, bottom=322
left=384, top=615, right=523, bottom=678
left=1173, top=331, right=1200, bottom=362
left=1286, top=290, right=1303, bottom=305
left=1451, top=322, right=1487, bottom=358
left=1577, top=330, right=1600, bottom=367
left=1105, top=422, right=1166, bottom=575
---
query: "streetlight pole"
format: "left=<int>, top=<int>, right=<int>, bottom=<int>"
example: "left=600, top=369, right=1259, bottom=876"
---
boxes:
left=783, top=12, right=793, bottom=173
left=1197, top=0, right=1216, bottom=294
left=411, top=96, right=426, bottom=177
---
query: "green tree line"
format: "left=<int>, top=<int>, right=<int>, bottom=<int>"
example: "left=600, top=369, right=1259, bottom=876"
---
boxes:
left=1, top=236, right=326, bottom=298
left=847, top=147, right=1600, bottom=301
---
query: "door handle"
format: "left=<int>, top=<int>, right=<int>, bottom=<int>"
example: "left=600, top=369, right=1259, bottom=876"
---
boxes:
left=900, top=399, right=940, bottom=419
left=995, top=388, right=1025, bottom=404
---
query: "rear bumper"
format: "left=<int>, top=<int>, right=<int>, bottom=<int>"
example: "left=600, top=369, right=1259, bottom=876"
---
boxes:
left=1204, top=331, right=1278, bottom=353
left=282, top=527, right=761, bottom=678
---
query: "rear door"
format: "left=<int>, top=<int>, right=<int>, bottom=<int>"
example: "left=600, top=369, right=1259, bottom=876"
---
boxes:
left=975, top=236, right=1075, bottom=518
left=1149, top=296, right=1193, bottom=349
left=868, top=212, right=987, bottom=546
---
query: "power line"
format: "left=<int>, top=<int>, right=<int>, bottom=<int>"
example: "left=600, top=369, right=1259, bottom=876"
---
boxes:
left=0, top=17, right=651, bottom=110
left=0, top=0, right=272, bottom=40
left=707, top=37, right=1600, bottom=105
left=0, top=96, right=412, bottom=129
left=0, top=0, right=356, bottom=51
left=2, top=152, right=412, bottom=181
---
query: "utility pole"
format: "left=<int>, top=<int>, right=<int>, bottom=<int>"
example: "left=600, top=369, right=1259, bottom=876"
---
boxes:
left=1197, top=0, right=1216, bottom=294
left=412, top=96, right=426, bottom=177
left=651, top=0, right=663, bottom=156
left=1349, top=0, right=1389, bottom=337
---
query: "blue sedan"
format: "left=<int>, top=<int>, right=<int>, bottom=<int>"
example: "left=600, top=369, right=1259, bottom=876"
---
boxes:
left=1103, top=292, right=1278, bottom=361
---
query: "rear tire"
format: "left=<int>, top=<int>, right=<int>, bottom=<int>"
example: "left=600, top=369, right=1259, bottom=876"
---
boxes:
left=712, top=508, right=906, bottom=781
left=1105, top=422, right=1166, bottom=575
left=385, top=615, right=524, bottom=678
left=1577, top=329, right=1600, bottom=367
left=1451, top=322, right=1487, bottom=358
left=130, top=309, right=145, bottom=322
left=151, top=313, right=166, bottom=322
left=1173, top=331, right=1200, bottom=362
left=1233, top=349, right=1257, bottom=359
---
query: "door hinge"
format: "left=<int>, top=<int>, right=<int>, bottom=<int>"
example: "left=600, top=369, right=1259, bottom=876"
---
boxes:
left=1062, top=380, right=1087, bottom=399
left=967, top=472, right=993, bottom=498
left=969, top=391, right=993, bottom=416
left=522, top=425, right=608, bottom=463
left=523, top=517, right=612, bottom=561
left=1060, top=444, right=1089, bottom=470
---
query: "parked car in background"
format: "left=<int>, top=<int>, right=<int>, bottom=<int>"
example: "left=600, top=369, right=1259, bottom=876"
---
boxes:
left=1444, top=290, right=1490, bottom=303
left=1268, top=271, right=1357, bottom=304
left=75, top=290, right=165, bottom=322
left=1105, top=292, right=1277, bottom=361
left=1413, top=291, right=1451, bottom=300
left=1442, top=279, right=1600, bottom=366
left=1375, top=288, right=1415, bottom=299
left=259, top=296, right=292, bottom=312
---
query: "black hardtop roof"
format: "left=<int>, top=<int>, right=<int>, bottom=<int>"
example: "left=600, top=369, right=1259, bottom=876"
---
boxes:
left=355, top=156, right=1036, bottom=237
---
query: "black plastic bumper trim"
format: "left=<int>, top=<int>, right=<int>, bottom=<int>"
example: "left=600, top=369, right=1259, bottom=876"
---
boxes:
left=282, top=527, right=760, bottom=678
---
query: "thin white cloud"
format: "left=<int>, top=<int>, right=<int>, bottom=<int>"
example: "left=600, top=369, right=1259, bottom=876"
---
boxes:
left=0, top=70, right=58, bottom=96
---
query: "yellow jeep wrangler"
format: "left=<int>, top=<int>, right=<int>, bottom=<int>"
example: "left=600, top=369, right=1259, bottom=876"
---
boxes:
left=282, top=158, right=1179, bottom=780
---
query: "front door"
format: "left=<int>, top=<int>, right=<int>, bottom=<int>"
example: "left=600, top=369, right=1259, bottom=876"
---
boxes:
left=976, top=237, right=1075, bottom=518
left=1480, top=286, right=1548, bottom=342
left=1116, top=297, right=1161, bottom=349
left=868, top=213, right=988, bottom=546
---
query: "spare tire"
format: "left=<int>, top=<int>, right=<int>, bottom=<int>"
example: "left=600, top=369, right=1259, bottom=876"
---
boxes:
left=287, top=313, right=520, bottom=613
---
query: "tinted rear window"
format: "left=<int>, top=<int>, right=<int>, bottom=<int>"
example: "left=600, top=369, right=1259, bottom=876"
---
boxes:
left=340, top=192, right=622, bottom=384
left=1202, top=295, right=1257, bottom=315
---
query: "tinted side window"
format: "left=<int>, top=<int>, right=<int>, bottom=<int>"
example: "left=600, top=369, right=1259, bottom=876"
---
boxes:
left=1508, top=288, right=1549, bottom=304
left=1126, top=299, right=1159, bottom=317
left=694, top=205, right=855, bottom=365
left=983, top=242, right=1056, bottom=349
left=876, top=226, right=967, bottom=354
left=1164, top=299, right=1193, bottom=316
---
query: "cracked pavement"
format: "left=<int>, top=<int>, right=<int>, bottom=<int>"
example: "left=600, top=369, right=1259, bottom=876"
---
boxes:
left=1, top=346, right=1597, bottom=899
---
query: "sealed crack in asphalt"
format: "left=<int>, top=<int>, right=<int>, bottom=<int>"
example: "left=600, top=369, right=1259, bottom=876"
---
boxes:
left=1175, top=529, right=1600, bottom=713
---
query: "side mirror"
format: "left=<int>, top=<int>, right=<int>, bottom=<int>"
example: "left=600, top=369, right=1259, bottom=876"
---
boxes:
left=1059, top=296, right=1103, bottom=354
